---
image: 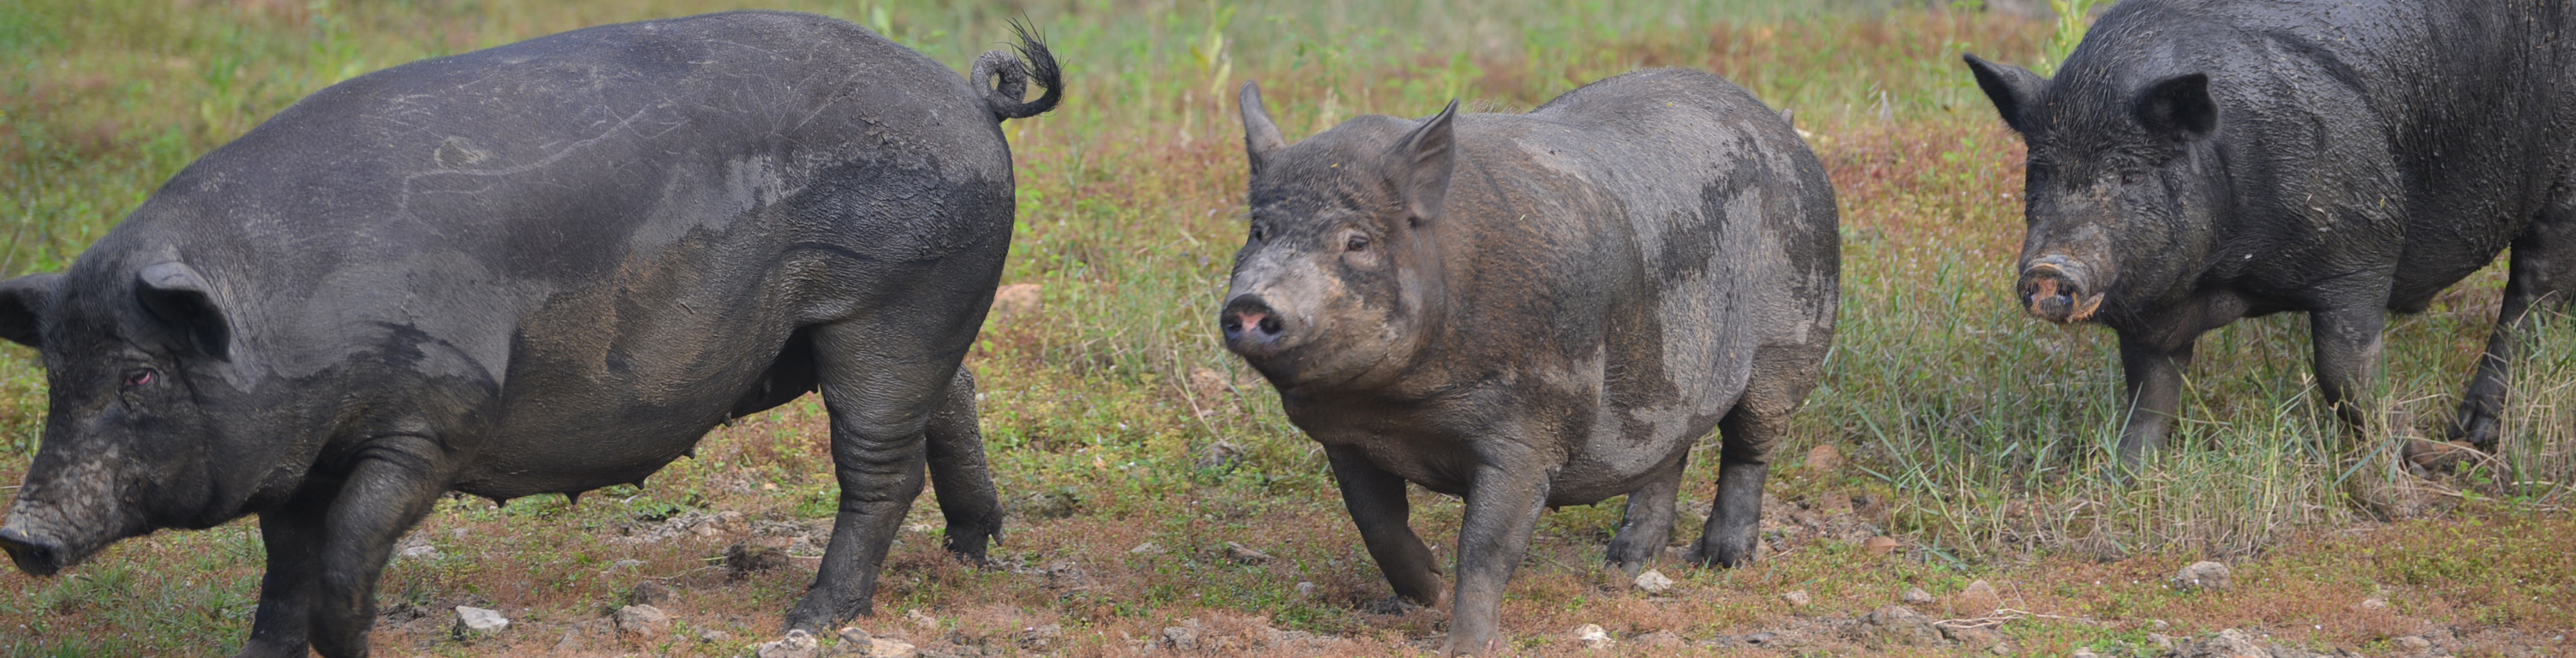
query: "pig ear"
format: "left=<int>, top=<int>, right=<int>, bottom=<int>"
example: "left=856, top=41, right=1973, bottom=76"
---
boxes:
left=0, top=272, right=63, bottom=349
left=1240, top=81, right=1287, bottom=176
left=2132, top=72, right=2216, bottom=142
left=1388, top=99, right=1460, bottom=224
left=135, top=262, right=230, bottom=360
left=1964, top=53, right=2045, bottom=134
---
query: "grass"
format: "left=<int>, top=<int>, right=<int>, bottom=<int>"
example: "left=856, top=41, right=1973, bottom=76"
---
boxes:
left=2, top=0, right=2572, bottom=655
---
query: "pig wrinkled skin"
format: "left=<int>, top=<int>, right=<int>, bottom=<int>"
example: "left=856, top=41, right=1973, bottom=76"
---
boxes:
left=1221, top=69, right=1838, bottom=655
left=1966, top=0, right=2576, bottom=467
left=0, top=11, right=1054, bottom=657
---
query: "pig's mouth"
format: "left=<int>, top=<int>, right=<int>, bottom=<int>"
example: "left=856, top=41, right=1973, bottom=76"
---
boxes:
left=2018, top=260, right=2108, bottom=324
left=0, top=525, right=72, bottom=576
left=2024, top=277, right=2106, bottom=323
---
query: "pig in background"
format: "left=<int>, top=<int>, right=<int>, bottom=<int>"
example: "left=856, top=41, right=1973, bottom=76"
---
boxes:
left=1966, top=0, right=2576, bottom=468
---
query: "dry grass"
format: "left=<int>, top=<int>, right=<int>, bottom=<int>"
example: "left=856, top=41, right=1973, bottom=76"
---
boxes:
left=1, top=1, right=2572, bottom=656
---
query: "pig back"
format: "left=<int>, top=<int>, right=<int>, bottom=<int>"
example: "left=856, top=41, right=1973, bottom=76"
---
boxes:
left=1440, top=69, right=1836, bottom=491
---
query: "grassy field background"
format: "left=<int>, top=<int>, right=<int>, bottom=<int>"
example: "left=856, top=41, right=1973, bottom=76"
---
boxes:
left=2, top=0, right=2572, bottom=655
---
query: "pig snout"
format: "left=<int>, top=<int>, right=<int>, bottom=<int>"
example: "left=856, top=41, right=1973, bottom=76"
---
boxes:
left=1219, top=294, right=1291, bottom=357
left=2018, top=257, right=2106, bottom=324
left=0, top=525, right=63, bottom=577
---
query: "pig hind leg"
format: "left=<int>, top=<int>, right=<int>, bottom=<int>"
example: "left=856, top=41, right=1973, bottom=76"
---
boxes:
left=2451, top=205, right=2576, bottom=450
left=924, top=369, right=1004, bottom=564
left=782, top=314, right=974, bottom=632
left=1685, top=344, right=1824, bottom=568
left=1601, top=453, right=1684, bottom=575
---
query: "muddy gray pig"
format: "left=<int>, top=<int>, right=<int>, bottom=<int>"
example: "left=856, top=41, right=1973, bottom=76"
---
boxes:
left=1965, top=0, right=2576, bottom=467
left=0, top=11, right=1056, bottom=656
left=1220, top=70, right=1837, bottom=654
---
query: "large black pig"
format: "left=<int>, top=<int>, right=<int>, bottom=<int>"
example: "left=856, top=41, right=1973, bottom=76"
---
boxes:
left=1965, top=0, right=2576, bottom=466
left=1220, top=71, right=1838, bottom=655
left=0, top=11, right=1056, bottom=657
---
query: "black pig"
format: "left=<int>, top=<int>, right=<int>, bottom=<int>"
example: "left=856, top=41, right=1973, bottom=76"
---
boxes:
left=0, top=11, right=1055, bottom=657
left=1966, top=0, right=2576, bottom=466
left=1221, top=70, right=1838, bottom=655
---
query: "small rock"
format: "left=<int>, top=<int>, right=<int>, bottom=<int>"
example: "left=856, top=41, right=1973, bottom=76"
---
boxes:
left=2178, top=628, right=2267, bottom=658
left=1780, top=589, right=1812, bottom=607
left=2071, top=649, right=2103, bottom=658
left=1295, top=581, right=1317, bottom=597
left=1861, top=605, right=1940, bottom=645
left=701, top=630, right=734, bottom=643
left=756, top=630, right=821, bottom=658
left=629, top=581, right=673, bottom=606
left=1633, top=569, right=1676, bottom=594
left=2147, top=633, right=2176, bottom=649
left=1806, top=443, right=1844, bottom=472
left=2361, top=596, right=2389, bottom=610
left=907, top=609, right=940, bottom=630
left=1573, top=624, right=1613, bottom=649
left=1954, top=579, right=2000, bottom=613
left=1129, top=541, right=1163, bottom=555
left=1224, top=541, right=1273, bottom=565
left=613, top=604, right=671, bottom=638
left=1161, top=624, right=1201, bottom=650
left=1901, top=587, right=1935, bottom=605
left=990, top=283, right=1043, bottom=316
left=2394, top=636, right=2432, bottom=653
left=452, top=605, right=509, bottom=640
left=2172, top=560, right=2232, bottom=592
left=611, top=559, right=647, bottom=570
left=863, top=637, right=919, bottom=658
left=1941, top=624, right=2003, bottom=648
left=725, top=542, right=789, bottom=578
left=402, top=544, right=439, bottom=559
left=1863, top=535, right=1900, bottom=557
left=832, top=626, right=872, bottom=647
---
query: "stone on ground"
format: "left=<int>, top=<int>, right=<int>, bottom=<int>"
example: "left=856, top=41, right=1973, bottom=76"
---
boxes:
left=1633, top=569, right=1676, bottom=594
left=451, top=605, right=509, bottom=640
left=1573, top=624, right=1613, bottom=649
left=613, top=604, right=671, bottom=638
left=2171, top=560, right=2232, bottom=592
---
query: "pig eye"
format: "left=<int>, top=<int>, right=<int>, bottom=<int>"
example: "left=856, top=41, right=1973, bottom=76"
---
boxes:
left=1248, top=226, right=1266, bottom=242
left=121, top=368, right=158, bottom=389
left=1345, top=234, right=1371, bottom=252
left=2119, top=170, right=2146, bottom=185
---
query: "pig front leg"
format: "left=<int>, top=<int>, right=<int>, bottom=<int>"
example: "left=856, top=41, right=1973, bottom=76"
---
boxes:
left=308, top=437, right=463, bottom=658
left=235, top=490, right=331, bottom=658
left=1443, top=448, right=1555, bottom=656
left=1324, top=446, right=1445, bottom=606
left=2311, top=304, right=2389, bottom=448
left=2114, top=333, right=2197, bottom=469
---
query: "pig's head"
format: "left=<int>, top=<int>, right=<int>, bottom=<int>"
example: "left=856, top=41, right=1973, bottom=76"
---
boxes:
left=1219, top=82, right=1456, bottom=392
left=1965, top=52, right=2227, bottom=325
left=0, top=258, right=281, bottom=576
